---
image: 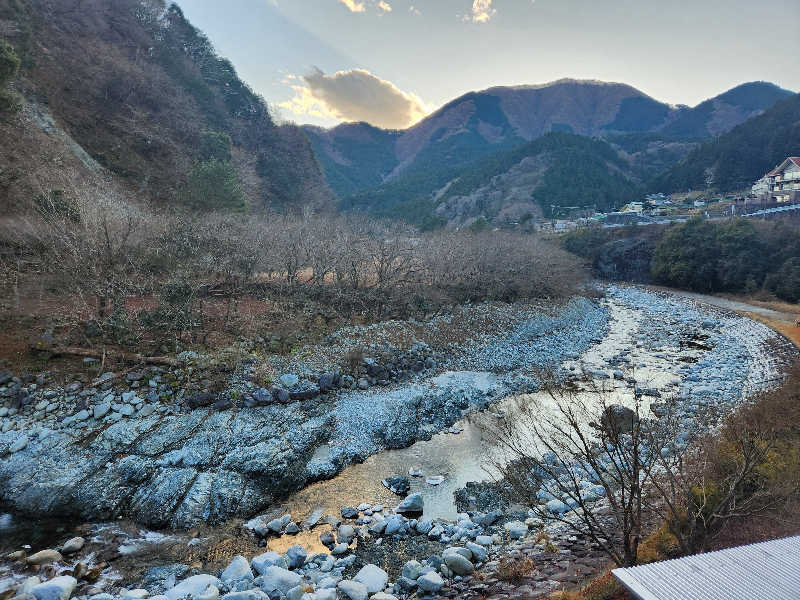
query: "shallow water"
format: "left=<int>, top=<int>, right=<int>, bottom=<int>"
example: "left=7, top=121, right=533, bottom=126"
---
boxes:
left=277, top=298, right=690, bottom=522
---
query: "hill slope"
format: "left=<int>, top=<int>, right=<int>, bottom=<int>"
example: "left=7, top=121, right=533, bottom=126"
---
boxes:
left=342, top=133, right=641, bottom=228
left=305, top=79, right=792, bottom=200
left=0, top=0, right=331, bottom=212
left=652, top=93, right=800, bottom=193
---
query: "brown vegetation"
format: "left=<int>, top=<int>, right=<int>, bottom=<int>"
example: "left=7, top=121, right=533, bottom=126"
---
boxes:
left=0, top=189, right=587, bottom=370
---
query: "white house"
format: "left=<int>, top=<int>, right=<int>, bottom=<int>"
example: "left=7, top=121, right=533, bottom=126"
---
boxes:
left=759, top=157, right=800, bottom=203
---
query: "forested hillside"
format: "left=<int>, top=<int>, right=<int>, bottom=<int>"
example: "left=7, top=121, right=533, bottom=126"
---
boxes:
left=652, top=93, right=800, bottom=193
left=0, top=0, right=331, bottom=212
left=342, top=133, right=641, bottom=228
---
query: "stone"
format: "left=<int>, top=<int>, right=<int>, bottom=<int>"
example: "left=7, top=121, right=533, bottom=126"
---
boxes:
left=193, top=586, right=219, bottom=600
left=10, top=436, right=28, bottom=453
left=284, top=586, right=304, bottom=600
left=286, top=545, right=307, bottom=569
left=504, top=520, right=528, bottom=539
left=601, top=404, right=639, bottom=434
left=331, top=543, right=349, bottom=556
left=443, top=550, right=474, bottom=575
left=267, top=514, right=291, bottom=534
left=284, top=522, right=300, bottom=535
left=93, top=402, right=111, bottom=419
left=26, top=549, right=62, bottom=565
left=425, top=476, right=445, bottom=486
left=381, top=476, right=410, bottom=495
left=383, top=515, right=405, bottom=536
left=319, top=532, right=336, bottom=549
left=165, top=576, right=221, bottom=600
left=466, top=541, right=487, bottom=563
left=408, top=467, right=423, bottom=477
left=221, top=556, right=253, bottom=582
left=61, top=537, right=85, bottom=554
left=30, top=576, right=77, bottom=600
left=357, top=378, right=369, bottom=390
left=318, top=373, right=335, bottom=393
left=340, top=506, right=359, bottom=519
left=354, top=564, right=388, bottom=594
left=370, top=595, right=397, bottom=600
left=336, top=581, right=368, bottom=600
left=312, top=591, right=336, bottom=600
left=546, top=499, right=569, bottom=514
left=120, top=404, right=134, bottom=417
left=251, top=552, right=287, bottom=574
left=337, top=524, right=356, bottom=544
left=279, top=374, right=299, bottom=388
left=259, top=566, right=302, bottom=596
left=401, top=560, right=422, bottom=580
left=475, top=535, right=493, bottom=546
left=417, top=572, right=444, bottom=593
left=396, top=493, right=423, bottom=514
left=122, top=590, right=149, bottom=599
left=221, top=593, right=266, bottom=600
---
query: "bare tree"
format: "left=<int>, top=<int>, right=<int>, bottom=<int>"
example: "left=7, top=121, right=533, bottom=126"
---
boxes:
left=484, top=375, right=671, bottom=567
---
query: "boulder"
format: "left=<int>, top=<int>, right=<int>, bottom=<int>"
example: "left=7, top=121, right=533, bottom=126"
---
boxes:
left=396, top=493, right=423, bottom=514
left=443, top=550, right=474, bottom=575
left=165, top=576, right=221, bottom=600
left=259, top=566, right=302, bottom=596
left=417, top=572, right=444, bottom=593
left=221, top=556, right=253, bottom=582
left=354, top=564, right=388, bottom=594
left=381, top=476, right=410, bottom=496
left=30, top=576, right=77, bottom=600
left=26, top=550, right=62, bottom=565
left=61, top=537, right=85, bottom=555
left=336, top=581, right=368, bottom=600
left=401, top=560, right=422, bottom=580
left=503, top=521, right=528, bottom=540
left=251, top=552, right=287, bottom=575
left=286, top=545, right=307, bottom=569
left=601, top=404, right=639, bottom=434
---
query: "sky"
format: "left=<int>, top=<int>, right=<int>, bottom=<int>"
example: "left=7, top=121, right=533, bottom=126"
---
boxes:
left=176, top=0, right=800, bottom=130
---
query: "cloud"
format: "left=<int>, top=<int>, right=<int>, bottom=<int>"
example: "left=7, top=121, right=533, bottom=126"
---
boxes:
left=409, top=5, right=421, bottom=16
left=279, top=68, right=433, bottom=129
left=470, top=0, right=496, bottom=23
left=378, top=1, right=392, bottom=12
left=336, top=0, right=365, bottom=12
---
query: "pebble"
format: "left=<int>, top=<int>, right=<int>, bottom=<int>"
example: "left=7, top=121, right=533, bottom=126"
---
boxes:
left=26, top=549, right=62, bottom=565
left=61, top=537, right=85, bottom=554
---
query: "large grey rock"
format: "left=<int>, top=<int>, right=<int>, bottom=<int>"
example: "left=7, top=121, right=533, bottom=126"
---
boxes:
left=401, top=560, right=422, bottom=580
left=61, top=537, right=85, bottom=555
left=337, top=524, right=355, bottom=544
left=30, top=576, right=77, bottom=600
left=601, top=404, right=639, bottom=434
left=26, top=549, right=62, bottom=565
left=396, top=493, right=423, bottom=514
left=354, top=564, right=388, bottom=594
left=444, top=552, right=474, bottom=575
left=286, top=545, right=307, bottom=569
left=251, top=552, right=287, bottom=574
left=336, top=581, right=367, bottom=600
left=221, top=556, right=253, bottom=582
left=259, top=567, right=302, bottom=596
left=466, top=541, right=487, bottom=563
left=503, top=520, right=528, bottom=539
left=417, top=572, right=444, bottom=593
left=165, top=576, right=221, bottom=600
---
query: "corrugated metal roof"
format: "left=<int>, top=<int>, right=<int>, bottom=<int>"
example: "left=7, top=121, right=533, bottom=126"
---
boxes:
left=612, top=535, right=800, bottom=600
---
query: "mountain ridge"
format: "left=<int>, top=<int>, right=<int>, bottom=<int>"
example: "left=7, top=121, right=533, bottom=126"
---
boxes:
left=304, top=79, right=793, bottom=200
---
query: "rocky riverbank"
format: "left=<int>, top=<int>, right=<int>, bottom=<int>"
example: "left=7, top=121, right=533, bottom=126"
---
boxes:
left=0, top=297, right=607, bottom=528
left=1, top=286, right=796, bottom=600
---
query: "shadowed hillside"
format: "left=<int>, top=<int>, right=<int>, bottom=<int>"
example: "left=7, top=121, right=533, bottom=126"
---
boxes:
left=0, top=0, right=331, bottom=212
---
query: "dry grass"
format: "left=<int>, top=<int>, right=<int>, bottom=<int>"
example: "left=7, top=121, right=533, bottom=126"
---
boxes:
left=740, top=311, right=800, bottom=348
left=496, top=556, right=536, bottom=583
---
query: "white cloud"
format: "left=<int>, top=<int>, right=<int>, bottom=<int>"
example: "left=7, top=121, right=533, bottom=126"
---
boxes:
left=377, top=1, right=392, bottom=12
left=409, top=5, right=421, bottom=16
left=471, top=0, right=496, bottom=23
left=280, top=68, right=433, bottom=129
left=336, top=0, right=365, bottom=12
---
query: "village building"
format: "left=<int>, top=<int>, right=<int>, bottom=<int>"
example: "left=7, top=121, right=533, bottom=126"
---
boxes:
left=753, top=157, right=800, bottom=203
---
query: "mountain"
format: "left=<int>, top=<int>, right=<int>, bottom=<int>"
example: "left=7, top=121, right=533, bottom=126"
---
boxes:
left=652, top=93, right=800, bottom=193
left=0, top=0, right=331, bottom=212
left=660, top=81, right=794, bottom=138
left=342, top=132, right=641, bottom=229
left=305, top=79, right=792, bottom=200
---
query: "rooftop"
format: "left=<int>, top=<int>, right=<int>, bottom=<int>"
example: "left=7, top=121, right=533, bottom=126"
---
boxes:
left=612, top=535, right=800, bottom=600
